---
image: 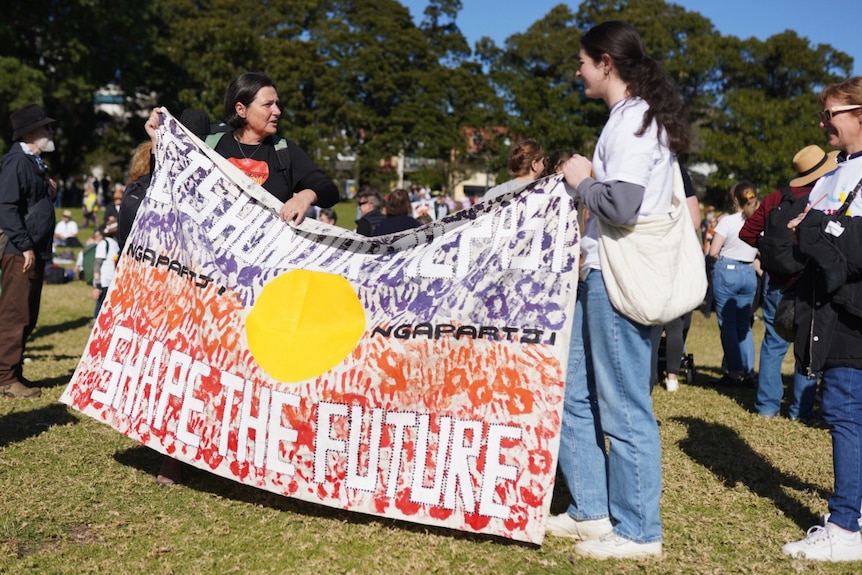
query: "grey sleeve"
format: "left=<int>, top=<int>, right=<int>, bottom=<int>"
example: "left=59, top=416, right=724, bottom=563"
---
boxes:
left=575, top=177, right=645, bottom=226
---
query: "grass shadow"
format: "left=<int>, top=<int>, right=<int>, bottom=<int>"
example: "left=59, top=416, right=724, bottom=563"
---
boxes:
left=672, top=415, right=829, bottom=529
left=113, top=445, right=532, bottom=547
left=31, top=316, right=92, bottom=339
left=685, top=361, right=759, bottom=414
left=0, top=403, right=79, bottom=448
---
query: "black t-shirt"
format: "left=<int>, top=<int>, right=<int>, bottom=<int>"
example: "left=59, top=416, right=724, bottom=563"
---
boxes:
left=212, top=133, right=339, bottom=207
left=214, top=135, right=290, bottom=201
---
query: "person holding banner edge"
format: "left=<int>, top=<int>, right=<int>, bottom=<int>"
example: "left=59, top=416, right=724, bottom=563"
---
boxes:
left=145, top=71, right=338, bottom=227
left=548, top=20, right=691, bottom=559
left=144, top=72, right=339, bottom=485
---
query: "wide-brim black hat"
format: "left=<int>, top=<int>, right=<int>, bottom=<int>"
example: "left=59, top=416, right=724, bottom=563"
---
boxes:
left=11, top=104, right=55, bottom=141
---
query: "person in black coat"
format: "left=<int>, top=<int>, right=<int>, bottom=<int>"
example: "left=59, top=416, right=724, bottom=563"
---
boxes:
left=354, top=188, right=385, bottom=236
left=0, top=104, right=57, bottom=398
left=371, top=189, right=421, bottom=236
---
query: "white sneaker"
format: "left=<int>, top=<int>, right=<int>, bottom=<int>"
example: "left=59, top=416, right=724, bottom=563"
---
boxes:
left=574, top=531, right=662, bottom=560
left=782, top=524, right=862, bottom=562
left=545, top=513, right=612, bottom=541
left=664, top=377, right=679, bottom=392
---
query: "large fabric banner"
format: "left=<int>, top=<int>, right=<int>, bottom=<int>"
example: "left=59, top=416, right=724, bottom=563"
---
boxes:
left=61, top=111, right=580, bottom=544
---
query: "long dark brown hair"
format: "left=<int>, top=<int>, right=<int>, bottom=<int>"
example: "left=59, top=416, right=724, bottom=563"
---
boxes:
left=580, top=20, right=690, bottom=154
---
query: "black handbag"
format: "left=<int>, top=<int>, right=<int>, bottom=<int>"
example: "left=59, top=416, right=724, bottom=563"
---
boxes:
left=774, top=295, right=796, bottom=342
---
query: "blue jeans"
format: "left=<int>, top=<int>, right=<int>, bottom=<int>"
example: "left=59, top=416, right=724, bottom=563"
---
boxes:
left=558, top=272, right=662, bottom=543
left=789, top=371, right=819, bottom=420
left=754, top=281, right=818, bottom=418
left=755, top=282, right=791, bottom=416
left=558, top=282, right=609, bottom=521
left=821, top=367, right=862, bottom=532
left=712, top=257, right=756, bottom=374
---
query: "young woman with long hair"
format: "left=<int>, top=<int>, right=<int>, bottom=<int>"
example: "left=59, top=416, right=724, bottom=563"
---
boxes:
left=548, top=20, right=691, bottom=560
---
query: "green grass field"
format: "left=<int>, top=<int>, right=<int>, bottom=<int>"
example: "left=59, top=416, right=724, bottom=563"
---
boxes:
left=0, top=232, right=850, bottom=574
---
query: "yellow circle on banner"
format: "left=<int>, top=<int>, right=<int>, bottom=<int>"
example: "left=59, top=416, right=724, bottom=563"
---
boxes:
left=246, top=270, right=366, bottom=382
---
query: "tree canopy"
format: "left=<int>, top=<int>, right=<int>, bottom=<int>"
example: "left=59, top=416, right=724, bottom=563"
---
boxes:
left=0, top=0, right=853, bottom=204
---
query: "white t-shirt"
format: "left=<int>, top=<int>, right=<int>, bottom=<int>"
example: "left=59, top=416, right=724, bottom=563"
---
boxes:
left=55, top=219, right=79, bottom=240
left=94, top=237, right=120, bottom=288
left=714, top=212, right=758, bottom=262
left=807, top=154, right=862, bottom=216
left=581, top=97, right=675, bottom=273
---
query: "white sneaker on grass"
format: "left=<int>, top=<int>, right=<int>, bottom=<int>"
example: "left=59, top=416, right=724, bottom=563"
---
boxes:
left=545, top=514, right=612, bottom=541
left=782, top=524, right=862, bottom=562
left=664, top=377, right=679, bottom=392
left=574, top=531, right=662, bottom=560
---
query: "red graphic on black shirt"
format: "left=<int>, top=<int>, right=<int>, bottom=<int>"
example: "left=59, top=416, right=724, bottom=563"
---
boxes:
left=228, top=158, right=270, bottom=185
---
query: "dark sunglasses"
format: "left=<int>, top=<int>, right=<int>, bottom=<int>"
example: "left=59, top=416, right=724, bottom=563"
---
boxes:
left=819, top=105, right=862, bottom=123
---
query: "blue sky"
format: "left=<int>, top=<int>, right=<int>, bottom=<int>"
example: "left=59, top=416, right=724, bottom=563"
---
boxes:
left=400, top=0, right=861, bottom=77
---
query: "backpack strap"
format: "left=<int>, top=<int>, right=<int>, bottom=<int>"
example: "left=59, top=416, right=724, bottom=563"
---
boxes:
left=272, top=135, right=290, bottom=172
left=205, top=132, right=225, bottom=148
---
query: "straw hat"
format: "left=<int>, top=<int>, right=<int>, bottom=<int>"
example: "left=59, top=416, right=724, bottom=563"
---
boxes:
left=789, top=145, right=839, bottom=187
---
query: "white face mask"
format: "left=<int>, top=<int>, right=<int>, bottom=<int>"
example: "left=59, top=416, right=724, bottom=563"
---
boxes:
left=34, top=136, right=55, bottom=153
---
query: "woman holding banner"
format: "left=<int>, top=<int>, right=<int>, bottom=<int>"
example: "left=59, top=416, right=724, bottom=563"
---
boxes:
left=144, top=72, right=339, bottom=485
left=547, top=20, right=690, bottom=559
left=145, top=72, right=338, bottom=227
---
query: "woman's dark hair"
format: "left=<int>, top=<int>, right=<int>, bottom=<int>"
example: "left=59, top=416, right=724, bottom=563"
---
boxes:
left=384, top=189, right=412, bottom=217
left=507, top=139, right=544, bottom=178
left=224, top=72, right=276, bottom=129
left=543, top=149, right=574, bottom=177
left=580, top=20, right=690, bottom=154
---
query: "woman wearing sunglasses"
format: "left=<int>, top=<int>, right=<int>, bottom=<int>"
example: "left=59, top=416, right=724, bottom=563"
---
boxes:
left=783, top=77, right=862, bottom=562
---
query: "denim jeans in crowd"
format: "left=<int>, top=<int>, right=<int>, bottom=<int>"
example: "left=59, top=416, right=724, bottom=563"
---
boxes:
left=711, top=257, right=756, bottom=374
left=558, top=271, right=662, bottom=543
left=755, top=282, right=791, bottom=416
left=789, top=371, right=819, bottom=420
left=558, top=281, right=609, bottom=522
left=755, top=281, right=818, bottom=418
left=821, top=367, right=862, bottom=532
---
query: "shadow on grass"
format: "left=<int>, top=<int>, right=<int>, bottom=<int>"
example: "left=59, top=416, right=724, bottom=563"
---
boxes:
left=31, top=316, right=92, bottom=339
left=672, top=415, right=829, bottom=529
left=686, top=362, right=760, bottom=414
left=0, top=403, right=78, bottom=448
left=114, top=445, right=533, bottom=547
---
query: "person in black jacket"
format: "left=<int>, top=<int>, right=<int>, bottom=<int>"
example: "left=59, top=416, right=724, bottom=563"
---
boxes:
left=354, top=188, right=384, bottom=236
left=142, top=74, right=339, bottom=485
left=144, top=72, right=338, bottom=227
left=782, top=76, right=862, bottom=562
left=0, top=104, right=57, bottom=398
left=371, top=189, right=421, bottom=236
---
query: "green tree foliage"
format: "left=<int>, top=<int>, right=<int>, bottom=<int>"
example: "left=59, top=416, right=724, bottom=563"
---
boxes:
left=0, top=0, right=162, bottom=180
left=0, top=57, right=46, bottom=156
left=481, top=4, right=600, bottom=160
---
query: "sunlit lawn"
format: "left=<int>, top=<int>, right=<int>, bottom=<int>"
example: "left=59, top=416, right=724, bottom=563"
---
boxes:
left=0, top=236, right=849, bottom=573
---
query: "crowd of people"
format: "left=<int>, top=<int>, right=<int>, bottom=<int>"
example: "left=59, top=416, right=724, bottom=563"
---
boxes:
left=2, top=19, right=862, bottom=565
